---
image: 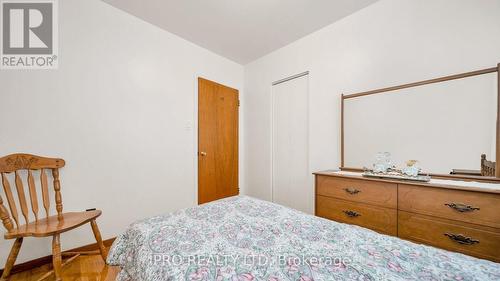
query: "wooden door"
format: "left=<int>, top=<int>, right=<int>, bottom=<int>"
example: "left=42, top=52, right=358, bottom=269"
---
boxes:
left=198, top=78, right=239, bottom=204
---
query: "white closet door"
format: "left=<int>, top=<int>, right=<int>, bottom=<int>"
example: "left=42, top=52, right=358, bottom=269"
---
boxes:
left=272, top=74, right=312, bottom=214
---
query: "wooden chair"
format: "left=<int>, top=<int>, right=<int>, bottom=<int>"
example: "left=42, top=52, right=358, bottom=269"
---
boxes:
left=0, top=154, right=107, bottom=281
left=481, top=154, right=496, bottom=177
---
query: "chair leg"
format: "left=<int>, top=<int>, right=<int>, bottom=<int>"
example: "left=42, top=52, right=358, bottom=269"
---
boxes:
left=90, top=219, right=108, bottom=262
left=52, top=234, right=62, bottom=281
left=0, top=237, right=23, bottom=281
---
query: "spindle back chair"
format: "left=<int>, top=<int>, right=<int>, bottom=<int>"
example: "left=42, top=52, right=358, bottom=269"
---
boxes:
left=0, top=154, right=107, bottom=281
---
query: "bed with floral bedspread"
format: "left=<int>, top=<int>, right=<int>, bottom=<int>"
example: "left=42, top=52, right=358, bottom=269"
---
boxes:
left=107, top=196, right=499, bottom=281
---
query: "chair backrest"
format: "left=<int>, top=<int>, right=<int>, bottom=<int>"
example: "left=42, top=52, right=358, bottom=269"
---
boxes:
left=481, top=154, right=496, bottom=177
left=0, top=153, right=65, bottom=232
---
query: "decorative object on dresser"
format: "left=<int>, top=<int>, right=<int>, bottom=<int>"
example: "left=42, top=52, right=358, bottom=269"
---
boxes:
left=362, top=154, right=430, bottom=182
left=0, top=154, right=107, bottom=281
left=314, top=170, right=500, bottom=262
left=481, top=154, right=496, bottom=177
left=372, top=152, right=393, bottom=173
left=401, top=160, right=420, bottom=177
left=362, top=169, right=431, bottom=182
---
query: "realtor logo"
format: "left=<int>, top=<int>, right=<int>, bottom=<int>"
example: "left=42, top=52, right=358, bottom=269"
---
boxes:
left=1, top=0, right=58, bottom=69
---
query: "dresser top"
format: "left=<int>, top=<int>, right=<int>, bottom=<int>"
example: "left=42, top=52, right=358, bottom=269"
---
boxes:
left=314, top=170, right=500, bottom=194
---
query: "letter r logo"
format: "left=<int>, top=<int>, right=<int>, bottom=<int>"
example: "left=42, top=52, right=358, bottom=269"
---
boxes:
left=2, top=2, right=53, bottom=54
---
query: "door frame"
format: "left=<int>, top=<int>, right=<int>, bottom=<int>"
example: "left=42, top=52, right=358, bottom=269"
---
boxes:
left=270, top=71, right=312, bottom=210
left=194, top=76, right=240, bottom=205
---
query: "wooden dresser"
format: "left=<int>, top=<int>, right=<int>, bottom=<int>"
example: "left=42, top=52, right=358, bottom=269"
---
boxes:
left=314, top=171, right=500, bottom=262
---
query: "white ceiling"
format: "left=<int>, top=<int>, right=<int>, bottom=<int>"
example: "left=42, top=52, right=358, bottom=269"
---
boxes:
left=102, top=0, right=377, bottom=64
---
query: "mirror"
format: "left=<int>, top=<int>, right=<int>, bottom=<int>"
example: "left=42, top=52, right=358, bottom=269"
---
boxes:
left=342, top=69, right=498, bottom=176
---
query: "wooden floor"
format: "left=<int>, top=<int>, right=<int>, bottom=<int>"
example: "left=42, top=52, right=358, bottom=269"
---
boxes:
left=9, top=250, right=119, bottom=281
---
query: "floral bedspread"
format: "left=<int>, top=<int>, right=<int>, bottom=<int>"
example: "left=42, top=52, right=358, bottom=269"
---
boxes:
left=107, top=196, right=499, bottom=281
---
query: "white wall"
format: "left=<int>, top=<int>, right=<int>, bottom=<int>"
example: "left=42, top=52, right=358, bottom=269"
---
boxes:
left=0, top=0, right=244, bottom=265
left=244, top=0, right=500, bottom=200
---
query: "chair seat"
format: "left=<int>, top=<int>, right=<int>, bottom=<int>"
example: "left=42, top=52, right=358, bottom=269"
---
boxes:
left=4, top=210, right=102, bottom=239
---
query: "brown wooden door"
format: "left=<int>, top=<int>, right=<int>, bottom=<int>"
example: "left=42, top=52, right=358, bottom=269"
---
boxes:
left=198, top=78, right=239, bottom=204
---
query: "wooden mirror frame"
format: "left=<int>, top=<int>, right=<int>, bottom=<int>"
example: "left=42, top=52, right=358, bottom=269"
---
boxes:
left=340, top=63, right=500, bottom=181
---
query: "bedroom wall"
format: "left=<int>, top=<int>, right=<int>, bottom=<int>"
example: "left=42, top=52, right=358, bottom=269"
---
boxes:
left=244, top=0, right=500, bottom=200
left=0, top=0, right=244, bottom=265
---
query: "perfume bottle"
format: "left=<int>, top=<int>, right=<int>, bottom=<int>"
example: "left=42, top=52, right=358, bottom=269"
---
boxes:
left=402, top=160, right=420, bottom=177
left=373, top=152, right=392, bottom=173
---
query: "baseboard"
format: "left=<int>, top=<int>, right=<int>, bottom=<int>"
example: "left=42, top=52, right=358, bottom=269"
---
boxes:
left=0, top=237, right=116, bottom=276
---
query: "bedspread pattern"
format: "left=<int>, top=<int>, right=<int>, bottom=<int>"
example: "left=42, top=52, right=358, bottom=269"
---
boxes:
left=107, top=196, right=499, bottom=281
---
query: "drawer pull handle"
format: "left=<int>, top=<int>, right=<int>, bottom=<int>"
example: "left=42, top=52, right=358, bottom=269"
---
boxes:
left=344, top=188, right=360, bottom=195
left=343, top=210, right=361, bottom=217
left=444, top=203, right=480, bottom=213
left=444, top=233, right=479, bottom=245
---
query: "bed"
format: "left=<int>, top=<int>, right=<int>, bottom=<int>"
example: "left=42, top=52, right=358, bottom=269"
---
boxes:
left=107, top=196, right=499, bottom=281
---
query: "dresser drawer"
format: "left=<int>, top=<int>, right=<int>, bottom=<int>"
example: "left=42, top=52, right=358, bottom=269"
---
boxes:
left=399, top=184, right=500, bottom=228
left=398, top=211, right=500, bottom=262
left=316, top=175, right=397, bottom=208
left=316, top=195, right=397, bottom=235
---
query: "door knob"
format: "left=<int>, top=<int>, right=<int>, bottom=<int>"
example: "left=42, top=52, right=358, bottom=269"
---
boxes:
left=200, top=152, right=207, bottom=156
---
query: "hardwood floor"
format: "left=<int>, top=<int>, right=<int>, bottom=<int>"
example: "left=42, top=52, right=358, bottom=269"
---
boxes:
left=9, top=249, right=119, bottom=281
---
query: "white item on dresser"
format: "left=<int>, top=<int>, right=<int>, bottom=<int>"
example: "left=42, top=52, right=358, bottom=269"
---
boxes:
left=330, top=170, right=500, bottom=191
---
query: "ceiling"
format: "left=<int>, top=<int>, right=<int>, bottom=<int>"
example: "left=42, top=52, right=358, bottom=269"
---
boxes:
left=102, top=0, right=377, bottom=64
